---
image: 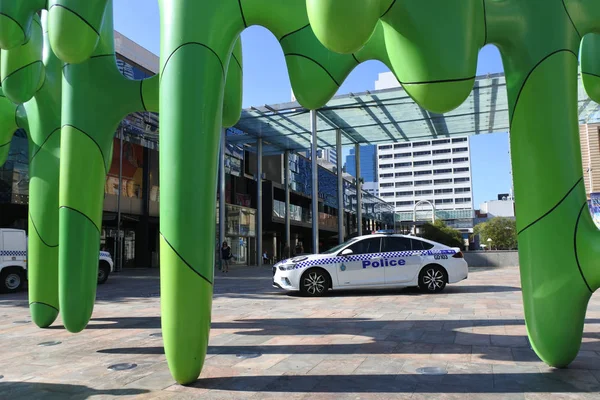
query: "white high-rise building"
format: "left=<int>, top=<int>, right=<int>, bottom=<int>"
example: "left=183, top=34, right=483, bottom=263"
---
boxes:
left=374, top=72, right=474, bottom=214
left=317, top=148, right=338, bottom=164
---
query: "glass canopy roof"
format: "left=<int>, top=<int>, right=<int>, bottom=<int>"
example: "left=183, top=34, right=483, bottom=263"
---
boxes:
left=230, top=72, right=600, bottom=156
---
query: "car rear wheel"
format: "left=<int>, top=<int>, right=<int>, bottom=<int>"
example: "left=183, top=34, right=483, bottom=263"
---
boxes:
left=419, top=265, right=447, bottom=293
left=300, top=269, right=330, bottom=297
left=0, top=268, right=24, bottom=293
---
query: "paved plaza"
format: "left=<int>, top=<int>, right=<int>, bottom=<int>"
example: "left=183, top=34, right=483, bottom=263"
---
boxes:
left=1, top=265, right=600, bottom=399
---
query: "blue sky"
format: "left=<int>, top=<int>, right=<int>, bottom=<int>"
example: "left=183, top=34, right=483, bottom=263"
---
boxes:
left=113, top=0, right=511, bottom=207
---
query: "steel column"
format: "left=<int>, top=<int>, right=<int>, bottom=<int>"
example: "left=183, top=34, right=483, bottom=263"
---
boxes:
left=257, top=138, right=263, bottom=265
left=284, top=150, right=291, bottom=249
left=117, top=126, right=124, bottom=272
left=355, top=143, right=363, bottom=236
left=219, top=128, right=226, bottom=251
left=336, top=129, right=344, bottom=244
left=311, top=110, right=319, bottom=254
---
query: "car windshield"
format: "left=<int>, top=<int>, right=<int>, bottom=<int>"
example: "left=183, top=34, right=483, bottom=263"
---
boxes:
left=321, top=238, right=360, bottom=254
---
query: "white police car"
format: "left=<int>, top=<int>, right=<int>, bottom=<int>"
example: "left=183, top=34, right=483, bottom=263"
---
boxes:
left=273, top=234, right=468, bottom=296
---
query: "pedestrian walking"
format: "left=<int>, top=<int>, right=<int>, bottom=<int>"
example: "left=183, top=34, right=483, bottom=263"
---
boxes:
left=221, top=241, right=232, bottom=273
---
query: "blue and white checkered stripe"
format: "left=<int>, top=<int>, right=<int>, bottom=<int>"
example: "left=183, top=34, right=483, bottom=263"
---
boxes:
left=100, top=251, right=111, bottom=258
left=0, top=250, right=27, bottom=257
left=290, top=249, right=456, bottom=270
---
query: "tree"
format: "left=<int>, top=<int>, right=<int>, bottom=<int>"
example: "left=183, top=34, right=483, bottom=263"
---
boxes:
left=419, top=220, right=463, bottom=248
left=473, top=217, right=517, bottom=250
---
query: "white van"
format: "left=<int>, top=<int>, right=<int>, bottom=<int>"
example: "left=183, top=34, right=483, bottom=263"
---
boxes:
left=0, top=228, right=114, bottom=293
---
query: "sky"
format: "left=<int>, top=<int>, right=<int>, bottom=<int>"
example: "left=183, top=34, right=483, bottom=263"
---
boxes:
left=113, top=0, right=512, bottom=208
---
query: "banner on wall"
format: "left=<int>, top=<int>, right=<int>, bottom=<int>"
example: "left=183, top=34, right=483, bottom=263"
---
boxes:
left=589, top=193, right=600, bottom=228
left=105, top=139, right=144, bottom=198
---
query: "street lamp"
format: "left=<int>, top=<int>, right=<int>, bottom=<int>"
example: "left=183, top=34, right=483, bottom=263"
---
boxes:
left=487, top=238, right=493, bottom=251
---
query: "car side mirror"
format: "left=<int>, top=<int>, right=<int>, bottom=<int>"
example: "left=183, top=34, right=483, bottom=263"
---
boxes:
left=340, top=249, right=353, bottom=256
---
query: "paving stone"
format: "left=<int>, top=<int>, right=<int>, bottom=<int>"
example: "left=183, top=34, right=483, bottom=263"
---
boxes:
left=1, top=266, right=599, bottom=399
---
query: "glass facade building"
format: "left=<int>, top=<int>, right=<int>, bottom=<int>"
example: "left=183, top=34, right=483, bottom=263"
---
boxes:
left=345, top=145, right=378, bottom=183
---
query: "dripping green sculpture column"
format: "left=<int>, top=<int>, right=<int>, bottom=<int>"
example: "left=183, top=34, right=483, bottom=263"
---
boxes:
left=1, top=12, right=63, bottom=328
left=1, top=0, right=600, bottom=387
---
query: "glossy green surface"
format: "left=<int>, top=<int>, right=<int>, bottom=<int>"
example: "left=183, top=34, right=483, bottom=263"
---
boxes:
left=1, top=0, right=600, bottom=385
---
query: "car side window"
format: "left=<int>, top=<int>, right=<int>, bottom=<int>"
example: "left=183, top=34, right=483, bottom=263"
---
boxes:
left=382, top=237, right=412, bottom=252
left=346, top=238, right=381, bottom=255
left=411, top=238, right=434, bottom=250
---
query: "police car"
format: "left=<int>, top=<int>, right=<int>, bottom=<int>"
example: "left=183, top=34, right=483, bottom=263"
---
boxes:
left=272, top=234, right=468, bottom=296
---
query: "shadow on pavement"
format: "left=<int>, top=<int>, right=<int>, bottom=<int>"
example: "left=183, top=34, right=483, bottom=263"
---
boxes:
left=187, top=372, right=599, bottom=393
left=0, top=382, right=148, bottom=399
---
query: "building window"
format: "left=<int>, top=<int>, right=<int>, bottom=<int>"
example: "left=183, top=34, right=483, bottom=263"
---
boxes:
left=413, top=141, right=430, bottom=147
left=380, top=183, right=394, bottom=188
left=455, top=187, right=471, bottom=193
left=395, top=162, right=412, bottom=168
left=380, top=163, right=393, bottom=169
left=415, top=190, right=433, bottom=196
left=435, top=198, right=454, bottom=205
left=379, top=173, right=394, bottom=179
left=396, top=181, right=413, bottom=187
left=453, top=157, right=469, bottom=163
left=432, top=139, right=451, bottom=145
left=453, top=167, right=470, bottom=173
left=379, top=145, right=392, bottom=150
left=434, top=168, right=452, bottom=175
left=452, top=137, right=468, bottom=143
left=395, top=171, right=412, bottom=177
left=396, top=191, right=414, bottom=197
left=433, top=159, right=451, bottom=165
left=396, top=201, right=415, bottom=206
left=394, top=143, right=411, bottom=149
left=413, top=151, right=431, bottom=157
left=455, top=197, right=472, bottom=204
left=395, top=152, right=412, bottom=158
left=454, top=177, right=470, bottom=183
left=434, top=179, right=453, bottom=185
left=414, top=170, right=432, bottom=176
left=453, top=147, right=468, bottom=153
left=380, top=192, right=394, bottom=197
left=435, top=188, right=453, bottom=194
left=415, top=180, right=433, bottom=186
left=432, top=149, right=452, bottom=155
left=414, top=160, right=432, bottom=167
left=379, top=154, right=393, bottom=159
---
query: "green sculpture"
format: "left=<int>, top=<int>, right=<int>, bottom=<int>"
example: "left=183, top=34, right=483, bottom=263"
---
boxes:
left=0, top=0, right=599, bottom=385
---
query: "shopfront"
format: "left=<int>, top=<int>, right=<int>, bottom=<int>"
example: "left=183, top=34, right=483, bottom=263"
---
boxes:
left=217, top=203, right=257, bottom=265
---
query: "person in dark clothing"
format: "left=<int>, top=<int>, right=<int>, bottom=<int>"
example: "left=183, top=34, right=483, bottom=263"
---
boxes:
left=295, top=242, right=304, bottom=256
left=221, top=241, right=232, bottom=273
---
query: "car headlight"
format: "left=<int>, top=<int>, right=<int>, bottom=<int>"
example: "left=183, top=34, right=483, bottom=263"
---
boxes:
left=279, top=264, right=296, bottom=271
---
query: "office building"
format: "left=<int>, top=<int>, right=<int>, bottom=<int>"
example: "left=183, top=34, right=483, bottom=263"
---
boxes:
left=374, top=72, right=474, bottom=218
left=376, top=138, right=473, bottom=214
left=580, top=123, right=600, bottom=197
left=479, top=196, right=515, bottom=218
left=345, top=145, right=378, bottom=182
left=317, top=148, right=338, bottom=165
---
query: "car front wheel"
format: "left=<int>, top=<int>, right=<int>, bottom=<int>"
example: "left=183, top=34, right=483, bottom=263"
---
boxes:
left=419, top=265, right=447, bottom=293
left=300, top=269, right=329, bottom=297
left=98, top=262, right=110, bottom=285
